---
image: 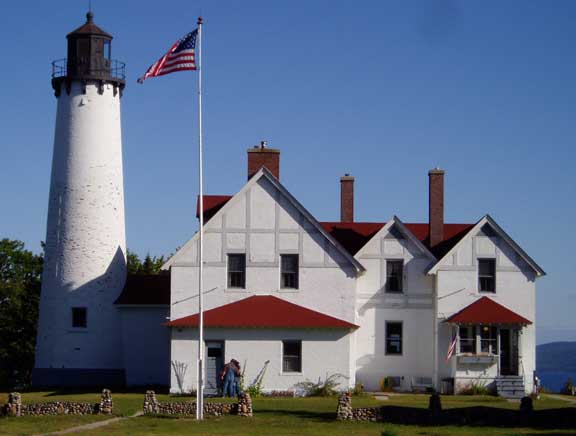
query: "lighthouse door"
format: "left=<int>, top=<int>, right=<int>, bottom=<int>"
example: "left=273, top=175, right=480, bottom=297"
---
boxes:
left=205, top=341, right=224, bottom=396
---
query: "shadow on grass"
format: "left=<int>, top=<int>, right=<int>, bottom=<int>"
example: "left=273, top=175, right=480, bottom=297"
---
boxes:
left=368, top=405, right=576, bottom=430
left=256, top=408, right=335, bottom=423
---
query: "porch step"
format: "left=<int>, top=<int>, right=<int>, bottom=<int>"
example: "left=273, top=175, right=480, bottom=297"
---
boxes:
left=496, top=376, right=526, bottom=399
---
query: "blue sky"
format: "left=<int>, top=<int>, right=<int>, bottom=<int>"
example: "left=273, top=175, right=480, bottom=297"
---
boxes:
left=1, top=1, right=574, bottom=344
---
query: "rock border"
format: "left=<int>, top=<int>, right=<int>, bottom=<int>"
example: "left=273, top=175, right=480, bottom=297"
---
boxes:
left=1, top=390, right=113, bottom=417
left=143, top=390, right=253, bottom=417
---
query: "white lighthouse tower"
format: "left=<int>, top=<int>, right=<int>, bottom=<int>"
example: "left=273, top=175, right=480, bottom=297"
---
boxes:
left=34, top=12, right=127, bottom=386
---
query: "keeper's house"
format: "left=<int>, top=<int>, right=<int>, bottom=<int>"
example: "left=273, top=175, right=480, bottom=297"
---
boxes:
left=116, top=144, right=545, bottom=397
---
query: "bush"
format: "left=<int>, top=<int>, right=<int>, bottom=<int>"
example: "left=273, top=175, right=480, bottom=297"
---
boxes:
left=460, top=380, right=494, bottom=396
left=379, top=376, right=396, bottom=392
left=295, top=373, right=347, bottom=396
left=352, top=382, right=366, bottom=396
left=560, top=378, right=575, bottom=396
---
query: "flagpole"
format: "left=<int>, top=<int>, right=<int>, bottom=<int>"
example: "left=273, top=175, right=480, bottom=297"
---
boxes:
left=196, top=15, right=204, bottom=421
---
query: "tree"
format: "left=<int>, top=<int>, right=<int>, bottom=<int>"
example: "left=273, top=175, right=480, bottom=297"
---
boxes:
left=127, top=250, right=165, bottom=275
left=0, top=239, right=43, bottom=388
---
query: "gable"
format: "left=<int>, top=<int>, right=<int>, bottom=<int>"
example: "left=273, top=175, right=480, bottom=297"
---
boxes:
left=163, top=168, right=364, bottom=273
left=355, top=217, right=436, bottom=261
left=428, top=215, right=545, bottom=277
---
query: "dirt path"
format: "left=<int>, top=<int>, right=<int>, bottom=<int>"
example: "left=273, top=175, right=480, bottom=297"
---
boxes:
left=34, top=411, right=143, bottom=436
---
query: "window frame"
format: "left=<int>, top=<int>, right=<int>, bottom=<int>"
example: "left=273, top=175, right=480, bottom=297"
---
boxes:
left=478, top=258, right=496, bottom=293
left=282, top=340, right=302, bottom=373
left=280, top=254, right=299, bottom=289
left=227, top=253, right=246, bottom=289
left=385, top=321, right=403, bottom=355
left=458, top=325, right=476, bottom=354
left=71, top=307, right=87, bottom=328
left=385, top=259, right=404, bottom=293
left=480, top=325, right=498, bottom=355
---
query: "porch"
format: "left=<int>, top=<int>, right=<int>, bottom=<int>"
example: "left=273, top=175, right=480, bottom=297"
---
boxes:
left=444, top=297, right=533, bottom=397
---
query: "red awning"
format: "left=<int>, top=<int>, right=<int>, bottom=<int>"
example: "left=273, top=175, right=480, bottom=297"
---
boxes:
left=445, top=297, right=532, bottom=325
left=166, top=295, right=358, bottom=329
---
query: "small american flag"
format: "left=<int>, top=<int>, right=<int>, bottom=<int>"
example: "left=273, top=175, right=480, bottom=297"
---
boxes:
left=446, top=332, right=457, bottom=362
left=138, top=29, right=198, bottom=83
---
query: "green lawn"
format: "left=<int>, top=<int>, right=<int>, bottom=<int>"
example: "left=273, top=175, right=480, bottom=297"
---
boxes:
left=1, top=392, right=575, bottom=436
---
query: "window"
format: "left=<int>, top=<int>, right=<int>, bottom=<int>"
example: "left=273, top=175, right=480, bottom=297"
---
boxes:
left=459, top=326, right=476, bottom=354
left=104, top=40, right=111, bottom=59
left=281, top=254, right=299, bottom=289
left=385, top=322, right=403, bottom=355
left=385, top=260, right=403, bottom=293
left=480, top=326, right=498, bottom=354
left=282, top=340, right=301, bottom=372
left=478, top=259, right=496, bottom=293
left=72, top=307, right=87, bottom=328
left=227, top=254, right=246, bottom=288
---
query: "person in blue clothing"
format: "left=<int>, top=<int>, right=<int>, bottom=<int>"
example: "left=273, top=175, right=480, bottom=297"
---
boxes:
left=232, top=359, right=243, bottom=395
left=221, top=359, right=239, bottom=397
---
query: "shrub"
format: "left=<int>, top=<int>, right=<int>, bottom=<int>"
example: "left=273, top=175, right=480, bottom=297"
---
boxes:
left=352, top=382, right=366, bottom=396
left=295, top=373, right=347, bottom=396
left=379, top=376, right=396, bottom=392
left=239, top=360, right=269, bottom=398
left=560, top=378, right=575, bottom=396
left=460, top=380, right=494, bottom=396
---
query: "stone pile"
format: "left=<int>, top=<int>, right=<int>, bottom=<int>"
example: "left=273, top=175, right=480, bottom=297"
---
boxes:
left=1, top=390, right=112, bottom=417
left=99, top=389, right=113, bottom=414
left=237, top=393, right=253, bottom=417
left=142, top=391, right=253, bottom=417
left=143, top=390, right=160, bottom=414
left=3, top=392, right=22, bottom=417
left=336, top=392, right=382, bottom=421
left=336, top=392, right=353, bottom=420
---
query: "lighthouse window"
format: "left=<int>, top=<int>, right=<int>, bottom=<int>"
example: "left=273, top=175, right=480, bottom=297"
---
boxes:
left=72, top=307, right=87, bottom=328
left=104, top=40, right=111, bottom=59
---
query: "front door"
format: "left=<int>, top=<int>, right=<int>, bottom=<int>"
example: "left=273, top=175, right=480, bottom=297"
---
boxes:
left=500, top=328, right=519, bottom=376
left=205, top=341, right=224, bottom=396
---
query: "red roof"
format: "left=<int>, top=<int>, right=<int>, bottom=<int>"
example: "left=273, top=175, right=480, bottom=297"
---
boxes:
left=166, top=295, right=358, bottom=329
left=196, top=195, right=233, bottom=221
left=445, top=297, right=532, bottom=325
left=115, top=273, right=170, bottom=305
left=321, top=221, right=474, bottom=257
left=404, top=223, right=475, bottom=258
left=320, top=222, right=385, bottom=255
left=195, top=197, right=474, bottom=259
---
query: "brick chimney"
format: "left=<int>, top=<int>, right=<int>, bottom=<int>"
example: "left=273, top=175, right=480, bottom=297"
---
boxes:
left=428, top=168, right=445, bottom=248
left=247, top=141, right=280, bottom=180
left=340, top=174, right=354, bottom=223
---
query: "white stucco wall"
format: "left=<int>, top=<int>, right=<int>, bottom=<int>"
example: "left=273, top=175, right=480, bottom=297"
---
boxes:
left=354, top=223, right=436, bottom=391
left=169, top=176, right=357, bottom=323
left=120, top=307, right=170, bottom=386
left=36, top=81, right=126, bottom=371
left=435, top=227, right=538, bottom=392
left=166, top=175, right=358, bottom=392
left=170, top=328, right=353, bottom=393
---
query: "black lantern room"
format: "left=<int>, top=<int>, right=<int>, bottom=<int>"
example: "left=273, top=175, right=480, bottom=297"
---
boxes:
left=52, top=12, right=125, bottom=96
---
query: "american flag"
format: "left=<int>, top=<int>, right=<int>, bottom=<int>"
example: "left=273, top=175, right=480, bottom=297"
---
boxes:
left=446, top=332, right=457, bottom=362
left=138, top=29, right=198, bottom=83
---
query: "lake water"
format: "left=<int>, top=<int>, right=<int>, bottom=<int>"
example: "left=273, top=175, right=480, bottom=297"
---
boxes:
left=538, top=371, right=576, bottom=393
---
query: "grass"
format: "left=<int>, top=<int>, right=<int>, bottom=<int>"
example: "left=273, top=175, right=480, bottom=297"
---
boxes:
left=1, top=391, right=575, bottom=436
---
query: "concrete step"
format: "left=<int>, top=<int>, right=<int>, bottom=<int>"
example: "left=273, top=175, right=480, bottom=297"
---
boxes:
left=497, top=382, right=525, bottom=387
left=496, top=376, right=525, bottom=399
